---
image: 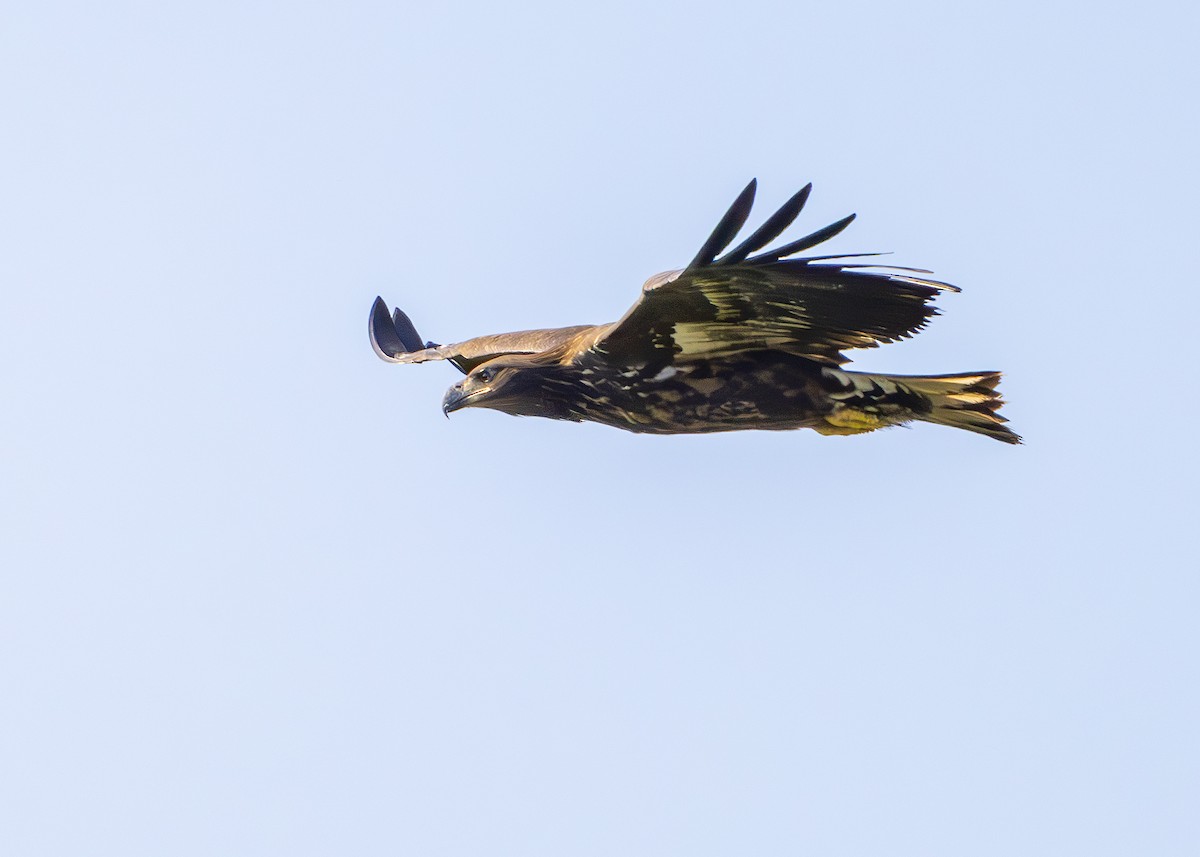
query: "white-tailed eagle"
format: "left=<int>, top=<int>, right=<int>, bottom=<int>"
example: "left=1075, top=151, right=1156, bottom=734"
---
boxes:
left=369, top=180, right=1019, bottom=443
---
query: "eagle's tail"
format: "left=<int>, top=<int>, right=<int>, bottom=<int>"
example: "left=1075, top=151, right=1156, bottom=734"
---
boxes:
left=892, top=371, right=1021, bottom=444
left=817, top=368, right=1020, bottom=443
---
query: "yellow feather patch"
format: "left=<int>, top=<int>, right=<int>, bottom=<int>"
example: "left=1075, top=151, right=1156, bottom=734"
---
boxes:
left=821, top=405, right=891, bottom=435
left=672, top=322, right=800, bottom=357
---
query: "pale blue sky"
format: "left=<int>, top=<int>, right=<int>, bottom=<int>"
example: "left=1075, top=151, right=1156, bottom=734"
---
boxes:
left=3, top=1, right=1198, bottom=855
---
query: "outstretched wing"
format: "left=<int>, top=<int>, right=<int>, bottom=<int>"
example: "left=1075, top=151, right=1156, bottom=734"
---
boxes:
left=593, top=180, right=958, bottom=367
left=370, top=296, right=592, bottom=374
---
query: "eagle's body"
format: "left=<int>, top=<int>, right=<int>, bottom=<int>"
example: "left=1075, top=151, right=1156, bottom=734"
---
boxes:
left=370, top=180, right=1019, bottom=443
left=542, top=349, right=838, bottom=435
left=467, top=345, right=927, bottom=436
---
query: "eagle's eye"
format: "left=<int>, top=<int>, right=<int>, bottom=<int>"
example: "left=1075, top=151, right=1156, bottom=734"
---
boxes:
left=477, top=367, right=495, bottom=383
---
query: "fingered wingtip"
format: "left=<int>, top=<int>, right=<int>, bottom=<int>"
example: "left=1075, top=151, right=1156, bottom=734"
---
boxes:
left=370, top=297, right=428, bottom=362
left=687, top=179, right=760, bottom=270
left=716, top=181, right=817, bottom=266
left=370, top=297, right=405, bottom=362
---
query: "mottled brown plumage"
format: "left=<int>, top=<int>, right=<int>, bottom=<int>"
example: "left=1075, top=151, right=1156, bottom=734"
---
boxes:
left=370, top=180, right=1019, bottom=443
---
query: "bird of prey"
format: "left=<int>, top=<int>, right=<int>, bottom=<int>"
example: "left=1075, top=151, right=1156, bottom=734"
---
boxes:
left=369, top=180, right=1019, bottom=443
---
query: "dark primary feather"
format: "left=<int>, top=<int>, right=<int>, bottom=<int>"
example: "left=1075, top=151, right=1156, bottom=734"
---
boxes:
left=392, top=308, right=427, bottom=351
left=716, top=183, right=812, bottom=265
left=686, top=179, right=758, bottom=269
left=748, top=214, right=857, bottom=263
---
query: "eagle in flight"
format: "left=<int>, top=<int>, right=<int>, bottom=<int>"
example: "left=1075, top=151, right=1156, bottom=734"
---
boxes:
left=369, top=180, right=1019, bottom=443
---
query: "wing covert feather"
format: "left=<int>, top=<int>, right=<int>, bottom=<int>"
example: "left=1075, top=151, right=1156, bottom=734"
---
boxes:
left=593, top=183, right=958, bottom=366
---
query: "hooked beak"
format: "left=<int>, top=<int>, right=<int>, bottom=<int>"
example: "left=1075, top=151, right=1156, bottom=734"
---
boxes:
left=441, top=384, right=474, bottom=417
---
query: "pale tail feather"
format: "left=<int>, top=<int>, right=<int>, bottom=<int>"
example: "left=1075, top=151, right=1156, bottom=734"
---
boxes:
left=889, top=371, right=1021, bottom=444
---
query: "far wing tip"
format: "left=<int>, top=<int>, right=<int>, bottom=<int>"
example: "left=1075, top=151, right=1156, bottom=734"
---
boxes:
left=369, top=297, right=406, bottom=362
left=371, top=297, right=429, bottom=362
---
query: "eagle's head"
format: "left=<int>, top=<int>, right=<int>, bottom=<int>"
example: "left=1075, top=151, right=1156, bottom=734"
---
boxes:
left=441, top=357, right=569, bottom=420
